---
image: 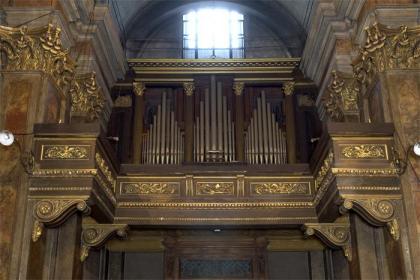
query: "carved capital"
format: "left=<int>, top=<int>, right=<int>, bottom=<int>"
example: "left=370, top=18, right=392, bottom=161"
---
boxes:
left=133, top=82, right=146, bottom=96
left=80, top=224, right=128, bottom=262
left=339, top=198, right=399, bottom=240
left=233, top=82, right=245, bottom=96
left=70, top=72, right=105, bottom=122
left=282, top=81, right=295, bottom=96
left=183, top=82, right=195, bottom=96
left=303, top=223, right=352, bottom=261
left=32, top=199, right=90, bottom=242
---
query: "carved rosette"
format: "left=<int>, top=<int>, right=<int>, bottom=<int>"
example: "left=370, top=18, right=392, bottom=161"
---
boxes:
left=80, top=224, right=129, bottom=262
left=303, top=223, right=352, bottom=261
left=339, top=198, right=399, bottom=240
left=32, top=199, right=90, bottom=242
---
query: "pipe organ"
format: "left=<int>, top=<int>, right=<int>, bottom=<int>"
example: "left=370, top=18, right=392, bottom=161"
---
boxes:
left=141, top=90, right=184, bottom=164
left=126, top=76, right=295, bottom=165
left=194, top=76, right=236, bottom=162
left=245, top=91, right=287, bottom=164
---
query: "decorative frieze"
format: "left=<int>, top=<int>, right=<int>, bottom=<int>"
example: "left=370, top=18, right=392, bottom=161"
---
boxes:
left=41, top=145, right=90, bottom=160
left=195, top=182, right=235, bottom=195
left=340, top=144, right=387, bottom=159
left=251, top=182, right=309, bottom=195
left=121, top=182, right=180, bottom=195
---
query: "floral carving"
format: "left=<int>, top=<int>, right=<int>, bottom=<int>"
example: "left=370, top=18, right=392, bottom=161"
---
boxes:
left=121, top=182, right=179, bottom=195
left=252, top=182, right=309, bottom=195
left=42, top=145, right=90, bottom=160
left=340, top=144, right=387, bottom=159
left=196, top=182, right=234, bottom=195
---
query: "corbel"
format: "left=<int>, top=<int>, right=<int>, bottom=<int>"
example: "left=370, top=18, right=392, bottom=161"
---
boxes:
left=80, top=224, right=129, bottom=262
left=302, top=223, right=352, bottom=261
left=32, top=199, right=90, bottom=242
left=339, top=198, right=399, bottom=241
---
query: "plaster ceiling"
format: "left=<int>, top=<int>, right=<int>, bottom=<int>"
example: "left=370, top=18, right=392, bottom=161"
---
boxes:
left=110, top=0, right=314, bottom=38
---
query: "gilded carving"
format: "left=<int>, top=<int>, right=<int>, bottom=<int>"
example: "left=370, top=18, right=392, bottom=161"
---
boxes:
left=32, top=199, right=90, bottom=242
left=331, top=168, right=398, bottom=176
left=118, top=201, right=313, bottom=209
left=195, top=182, right=234, bottom=195
left=121, top=182, right=179, bottom=195
left=42, top=145, right=90, bottom=160
left=183, top=82, right=195, bottom=96
left=70, top=72, right=105, bottom=122
left=339, top=198, right=399, bottom=240
left=340, top=144, right=387, bottom=159
left=303, top=223, right=352, bottom=261
left=95, top=153, right=116, bottom=193
left=315, top=150, right=334, bottom=191
left=81, top=224, right=128, bottom=262
left=133, top=82, right=146, bottom=96
left=233, top=82, right=245, bottom=96
left=282, top=81, right=295, bottom=96
left=251, top=182, right=309, bottom=195
left=323, top=71, right=359, bottom=122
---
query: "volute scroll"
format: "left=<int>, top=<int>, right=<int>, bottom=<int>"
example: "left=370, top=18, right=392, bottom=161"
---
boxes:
left=32, top=199, right=90, bottom=242
left=339, top=198, right=400, bottom=241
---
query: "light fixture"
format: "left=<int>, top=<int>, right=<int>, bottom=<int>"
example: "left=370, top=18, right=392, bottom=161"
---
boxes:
left=0, top=130, right=14, bottom=146
left=413, top=142, right=420, bottom=157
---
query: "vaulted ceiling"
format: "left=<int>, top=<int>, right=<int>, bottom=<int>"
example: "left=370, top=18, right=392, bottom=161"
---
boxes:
left=108, top=0, right=315, bottom=57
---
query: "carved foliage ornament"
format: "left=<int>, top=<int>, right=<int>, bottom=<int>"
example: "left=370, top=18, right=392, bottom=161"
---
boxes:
left=81, top=224, right=128, bottom=262
left=0, top=23, right=105, bottom=122
left=251, top=182, right=309, bottom=195
left=183, top=82, right=195, bottom=96
left=322, top=71, right=359, bottom=122
left=282, top=81, right=295, bottom=96
left=32, top=199, right=90, bottom=242
left=95, top=153, right=116, bottom=193
left=42, top=145, right=90, bottom=160
left=121, top=182, right=179, bottom=195
left=340, top=144, right=387, bottom=159
left=303, top=223, right=352, bottom=261
left=233, top=81, right=245, bottom=96
left=339, top=198, right=399, bottom=241
left=196, top=182, right=234, bottom=195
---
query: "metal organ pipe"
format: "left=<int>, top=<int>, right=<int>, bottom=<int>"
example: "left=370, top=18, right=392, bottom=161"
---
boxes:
left=142, top=91, right=183, bottom=164
left=245, top=92, right=287, bottom=164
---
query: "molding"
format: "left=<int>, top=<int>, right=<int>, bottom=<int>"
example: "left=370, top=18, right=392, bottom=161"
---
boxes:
left=339, top=198, right=400, bottom=240
left=80, top=224, right=128, bottom=262
left=303, top=223, right=352, bottom=261
left=32, top=199, right=90, bottom=242
left=117, top=201, right=313, bottom=209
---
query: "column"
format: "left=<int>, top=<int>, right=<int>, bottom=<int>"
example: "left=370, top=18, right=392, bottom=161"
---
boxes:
left=233, top=82, right=245, bottom=162
left=283, top=81, right=296, bottom=164
left=183, top=82, right=195, bottom=163
left=132, top=82, right=145, bottom=164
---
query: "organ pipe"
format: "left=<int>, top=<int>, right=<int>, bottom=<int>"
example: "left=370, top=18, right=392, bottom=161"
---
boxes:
left=245, top=91, right=287, bottom=164
left=142, top=91, right=184, bottom=164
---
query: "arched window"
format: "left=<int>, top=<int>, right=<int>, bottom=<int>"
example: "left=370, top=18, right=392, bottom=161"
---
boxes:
left=183, top=8, right=244, bottom=59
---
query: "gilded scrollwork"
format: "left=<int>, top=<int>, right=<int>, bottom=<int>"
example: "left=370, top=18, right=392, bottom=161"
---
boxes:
left=80, top=224, right=128, bottom=262
left=315, top=150, right=334, bottom=191
left=303, top=223, right=352, bottom=261
left=32, top=199, right=90, bottom=242
left=121, top=182, right=179, bottom=195
left=42, top=145, right=90, bottom=160
left=339, top=198, right=399, bottom=240
left=340, top=144, right=387, bottom=159
left=251, top=182, right=309, bottom=195
left=195, top=182, right=234, bottom=195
